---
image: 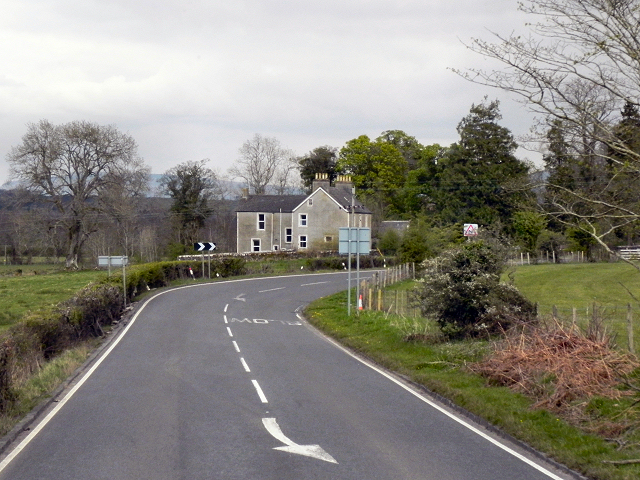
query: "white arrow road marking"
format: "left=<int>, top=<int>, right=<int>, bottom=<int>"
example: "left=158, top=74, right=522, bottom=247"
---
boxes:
left=234, top=293, right=246, bottom=302
left=262, top=417, right=338, bottom=464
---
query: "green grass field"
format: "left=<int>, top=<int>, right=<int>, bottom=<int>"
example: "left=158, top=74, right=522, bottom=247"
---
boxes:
left=307, top=263, right=640, bottom=480
left=508, top=262, right=640, bottom=308
left=507, top=262, right=640, bottom=351
left=0, top=270, right=106, bottom=330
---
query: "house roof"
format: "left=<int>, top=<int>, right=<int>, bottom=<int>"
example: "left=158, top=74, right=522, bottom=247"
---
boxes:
left=235, top=194, right=307, bottom=213
left=235, top=186, right=371, bottom=214
left=304, top=185, right=370, bottom=214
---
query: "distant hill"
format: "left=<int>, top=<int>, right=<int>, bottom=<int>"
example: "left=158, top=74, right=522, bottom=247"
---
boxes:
left=3, top=174, right=303, bottom=199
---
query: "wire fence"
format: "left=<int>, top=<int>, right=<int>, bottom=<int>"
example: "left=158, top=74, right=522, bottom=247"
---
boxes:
left=358, top=263, right=421, bottom=316
left=357, top=265, right=640, bottom=354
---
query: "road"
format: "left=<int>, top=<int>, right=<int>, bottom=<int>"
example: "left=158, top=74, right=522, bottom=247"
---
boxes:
left=0, top=272, right=577, bottom=479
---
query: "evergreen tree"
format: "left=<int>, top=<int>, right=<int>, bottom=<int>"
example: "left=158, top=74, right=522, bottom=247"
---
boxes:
left=298, top=146, right=338, bottom=193
left=433, top=100, right=530, bottom=227
left=160, top=159, right=220, bottom=249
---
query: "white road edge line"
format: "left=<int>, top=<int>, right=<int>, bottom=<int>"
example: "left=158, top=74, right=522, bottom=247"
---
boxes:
left=240, top=358, right=251, bottom=372
left=0, top=274, right=354, bottom=473
left=0, top=289, right=167, bottom=473
left=299, top=313, right=567, bottom=480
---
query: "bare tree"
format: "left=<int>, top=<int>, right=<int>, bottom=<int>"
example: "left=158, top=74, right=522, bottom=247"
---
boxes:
left=272, top=149, right=302, bottom=195
left=457, top=0, right=640, bottom=265
left=7, top=120, right=149, bottom=268
left=228, top=134, right=293, bottom=194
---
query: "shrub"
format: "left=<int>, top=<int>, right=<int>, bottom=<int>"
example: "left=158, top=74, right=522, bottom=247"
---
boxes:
left=413, top=241, right=536, bottom=339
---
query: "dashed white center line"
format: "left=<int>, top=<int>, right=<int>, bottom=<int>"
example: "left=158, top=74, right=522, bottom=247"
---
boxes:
left=258, top=287, right=286, bottom=293
left=300, top=281, right=330, bottom=286
left=252, top=380, right=268, bottom=403
left=232, top=341, right=240, bottom=352
left=226, top=327, right=233, bottom=337
left=240, top=358, right=251, bottom=372
left=224, top=304, right=229, bottom=312
left=224, top=315, right=228, bottom=323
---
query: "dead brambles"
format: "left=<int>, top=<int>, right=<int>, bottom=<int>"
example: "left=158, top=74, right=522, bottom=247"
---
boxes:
left=469, top=321, right=639, bottom=412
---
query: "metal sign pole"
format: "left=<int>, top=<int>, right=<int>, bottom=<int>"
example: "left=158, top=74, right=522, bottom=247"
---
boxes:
left=122, top=256, right=126, bottom=309
left=356, top=227, right=360, bottom=311
left=347, top=227, right=352, bottom=317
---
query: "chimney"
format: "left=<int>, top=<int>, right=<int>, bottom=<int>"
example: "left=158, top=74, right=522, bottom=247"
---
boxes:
left=335, top=174, right=352, bottom=187
left=312, top=172, right=331, bottom=191
left=241, top=188, right=249, bottom=200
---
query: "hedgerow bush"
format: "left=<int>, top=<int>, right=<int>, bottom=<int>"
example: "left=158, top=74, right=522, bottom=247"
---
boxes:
left=305, top=255, right=391, bottom=271
left=413, top=241, right=536, bottom=339
left=0, top=258, right=252, bottom=413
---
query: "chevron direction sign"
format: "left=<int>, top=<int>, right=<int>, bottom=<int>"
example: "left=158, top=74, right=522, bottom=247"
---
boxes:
left=194, top=242, right=216, bottom=251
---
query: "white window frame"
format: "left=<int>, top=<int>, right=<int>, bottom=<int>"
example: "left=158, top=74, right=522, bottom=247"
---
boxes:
left=251, top=238, right=261, bottom=252
left=299, top=213, right=308, bottom=227
left=257, top=213, right=266, bottom=230
left=299, top=235, right=307, bottom=249
left=285, top=228, right=292, bottom=244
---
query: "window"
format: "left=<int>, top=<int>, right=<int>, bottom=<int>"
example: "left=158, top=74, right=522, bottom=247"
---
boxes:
left=308, top=198, right=313, bottom=206
left=252, top=238, right=261, bottom=252
left=285, top=228, right=292, bottom=244
left=299, top=213, right=307, bottom=227
left=325, top=236, right=333, bottom=242
left=299, top=235, right=307, bottom=249
left=257, top=213, right=265, bottom=230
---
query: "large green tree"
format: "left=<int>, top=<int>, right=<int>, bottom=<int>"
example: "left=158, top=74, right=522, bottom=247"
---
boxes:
left=432, top=100, right=531, bottom=227
left=7, top=120, right=149, bottom=268
left=160, top=159, right=220, bottom=250
left=459, top=0, right=640, bottom=264
left=337, top=135, right=409, bottom=216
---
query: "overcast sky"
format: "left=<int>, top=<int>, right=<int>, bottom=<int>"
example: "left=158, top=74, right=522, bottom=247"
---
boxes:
left=0, top=0, right=540, bottom=185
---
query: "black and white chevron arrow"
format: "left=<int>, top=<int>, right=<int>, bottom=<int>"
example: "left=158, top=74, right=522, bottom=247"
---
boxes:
left=194, top=242, right=216, bottom=251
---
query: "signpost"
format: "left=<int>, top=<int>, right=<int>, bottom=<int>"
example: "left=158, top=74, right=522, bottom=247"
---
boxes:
left=194, top=242, right=216, bottom=252
left=194, top=242, right=217, bottom=278
left=464, top=223, right=479, bottom=237
left=98, top=256, right=129, bottom=308
left=339, top=227, right=371, bottom=315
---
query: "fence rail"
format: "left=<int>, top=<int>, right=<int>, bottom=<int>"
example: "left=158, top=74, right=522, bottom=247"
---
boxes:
left=358, top=263, right=420, bottom=316
left=356, top=268, right=640, bottom=354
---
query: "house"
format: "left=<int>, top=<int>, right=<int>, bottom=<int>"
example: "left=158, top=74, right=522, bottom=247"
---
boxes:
left=235, top=174, right=371, bottom=253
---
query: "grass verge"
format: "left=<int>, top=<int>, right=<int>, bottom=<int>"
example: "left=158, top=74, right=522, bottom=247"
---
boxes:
left=0, top=342, right=94, bottom=437
left=305, top=289, right=640, bottom=480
